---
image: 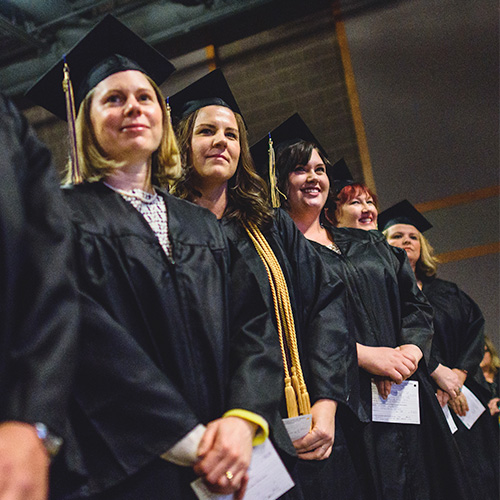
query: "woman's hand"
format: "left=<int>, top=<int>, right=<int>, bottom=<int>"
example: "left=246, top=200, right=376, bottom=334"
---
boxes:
left=451, top=368, right=467, bottom=387
left=448, top=393, right=469, bottom=417
left=374, top=376, right=393, bottom=399
left=292, top=399, right=337, bottom=461
left=488, top=398, right=500, bottom=416
left=431, top=364, right=462, bottom=399
left=357, top=344, right=418, bottom=383
left=436, top=388, right=451, bottom=407
left=0, top=422, right=49, bottom=500
left=194, top=417, right=255, bottom=497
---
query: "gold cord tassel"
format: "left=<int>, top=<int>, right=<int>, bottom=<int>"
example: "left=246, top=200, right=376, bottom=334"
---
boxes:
left=62, top=59, right=82, bottom=184
left=268, top=134, right=280, bottom=208
left=165, top=97, right=181, bottom=188
left=245, top=222, right=311, bottom=417
left=285, top=378, right=299, bottom=418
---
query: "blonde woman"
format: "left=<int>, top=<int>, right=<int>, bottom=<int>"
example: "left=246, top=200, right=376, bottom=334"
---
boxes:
left=28, top=16, right=282, bottom=500
left=381, top=199, right=498, bottom=500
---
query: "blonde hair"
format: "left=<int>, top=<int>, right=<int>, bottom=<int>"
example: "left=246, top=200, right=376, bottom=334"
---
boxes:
left=63, top=73, right=181, bottom=188
left=383, top=226, right=439, bottom=280
left=484, top=336, right=500, bottom=376
left=171, top=107, right=274, bottom=229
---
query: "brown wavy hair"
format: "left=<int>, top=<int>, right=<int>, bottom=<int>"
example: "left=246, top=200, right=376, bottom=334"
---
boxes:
left=63, top=73, right=181, bottom=187
left=170, top=107, right=274, bottom=229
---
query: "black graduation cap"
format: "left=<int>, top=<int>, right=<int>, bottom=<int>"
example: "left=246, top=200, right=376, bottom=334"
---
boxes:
left=168, top=69, right=242, bottom=123
left=330, top=158, right=355, bottom=195
left=26, top=14, right=175, bottom=120
left=250, top=113, right=328, bottom=180
left=377, top=199, right=433, bottom=233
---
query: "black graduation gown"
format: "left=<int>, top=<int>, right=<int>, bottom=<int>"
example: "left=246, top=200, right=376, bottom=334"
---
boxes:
left=221, top=209, right=361, bottom=500
left=0, top=94, right=79, bottom=444
left=422, top=276, right=499, bottom=500
left=310, top=226, right=473, bottom=500
left=56, top=182, right=283, bottom=499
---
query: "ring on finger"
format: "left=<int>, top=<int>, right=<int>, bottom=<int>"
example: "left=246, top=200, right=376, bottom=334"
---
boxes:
left=225, top=470, right=233, bottom=481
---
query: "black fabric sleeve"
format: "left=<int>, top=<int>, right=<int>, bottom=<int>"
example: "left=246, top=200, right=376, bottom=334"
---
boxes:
left=392, top=245, right=434, bottom=363
left=0, top=94, right=79, bottom=435
left=225, top=238, right=283, bottom=424
left=73, top=290, right=201, bottom=475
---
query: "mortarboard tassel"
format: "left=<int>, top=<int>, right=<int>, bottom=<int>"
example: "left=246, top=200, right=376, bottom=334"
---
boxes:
left=62, top=57, right=82, bottom=184
left=268, top=133, right=280, bottom=208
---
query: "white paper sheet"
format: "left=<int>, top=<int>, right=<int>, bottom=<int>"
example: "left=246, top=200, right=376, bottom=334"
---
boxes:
left=282, top=414, right=312, bottom=442
left=455, top=385, right=486, bottom=430
left=191, top=439, right=295, bottom=500
left=441, top=402, right=458, bottom=434
left=371, top=380, right=420, bottom=424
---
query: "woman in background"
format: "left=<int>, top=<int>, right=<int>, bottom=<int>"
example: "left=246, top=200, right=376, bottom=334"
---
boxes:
left=381, top=200, right=499, bottom=500
left=479, top=336, right=500, bottom=417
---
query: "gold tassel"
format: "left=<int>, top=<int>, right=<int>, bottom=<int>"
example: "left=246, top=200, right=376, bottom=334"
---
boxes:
left=62, top=59, right=82, bottom=184
left=285, top=378, right=299, bottom=418
left=164, top=97, right=181, bottom=188
left=268, top=134, right=280, bottom=208
left=300, top=385, right=311, bottom=415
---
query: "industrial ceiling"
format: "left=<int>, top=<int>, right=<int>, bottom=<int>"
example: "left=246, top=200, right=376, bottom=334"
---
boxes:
left=0, top=0, right=390, bottom=98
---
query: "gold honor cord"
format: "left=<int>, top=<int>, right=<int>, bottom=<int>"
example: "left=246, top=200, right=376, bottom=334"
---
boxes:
left=62, top=60, right=82, bottom=184
left=245, top=222, right=311, bottom=418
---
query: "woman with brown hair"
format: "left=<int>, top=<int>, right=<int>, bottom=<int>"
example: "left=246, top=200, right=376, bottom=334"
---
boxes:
left=267, top=113, right=475, bottom=500
left=170, top=70, right=360, bottom=499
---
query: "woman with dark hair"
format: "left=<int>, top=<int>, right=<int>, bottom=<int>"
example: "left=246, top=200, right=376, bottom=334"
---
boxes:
left=27, top=16, right=284, bottom=500
left=270, top=113, right=474, bottom=500
left=381, top=200, right=499, bottom=500
left=170, top=71, right=360, bottom=499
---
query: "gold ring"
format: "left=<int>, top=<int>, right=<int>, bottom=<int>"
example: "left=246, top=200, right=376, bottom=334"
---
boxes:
left=225, top=470, right=233, bottom=481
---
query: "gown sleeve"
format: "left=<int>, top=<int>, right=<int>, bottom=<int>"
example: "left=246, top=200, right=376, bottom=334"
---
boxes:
left=426, top=279, right=485, bottom=376
left=224, top=236, right=284, bottom=434
left=391, top=244, right=434, bottom=363
left=0, top=94, right=79, bottom=436
left=453, top=288, right=485, bottom=374
left=74, top=289, right=203, bottom=469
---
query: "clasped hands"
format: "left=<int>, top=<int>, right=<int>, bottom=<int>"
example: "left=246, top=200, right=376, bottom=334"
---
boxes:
left=292, top=399, right=337, bottom=461
left=357, top=343, right=422, bottom=399
left=194, top=417, right=256, bottom=499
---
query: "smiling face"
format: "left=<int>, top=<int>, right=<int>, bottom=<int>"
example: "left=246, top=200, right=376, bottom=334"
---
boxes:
left=385, top=223, right=422, bottom=268
left=336, top=190, right=378, bottom=230
left=190, top=105, right=240, bottom=190
left=286, top=148, right=330, bottom=217
left=89, top=70, right=163, bottom=163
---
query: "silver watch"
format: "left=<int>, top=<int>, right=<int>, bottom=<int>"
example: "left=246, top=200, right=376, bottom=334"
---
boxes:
left=34, top=422, right=63, bottom=459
